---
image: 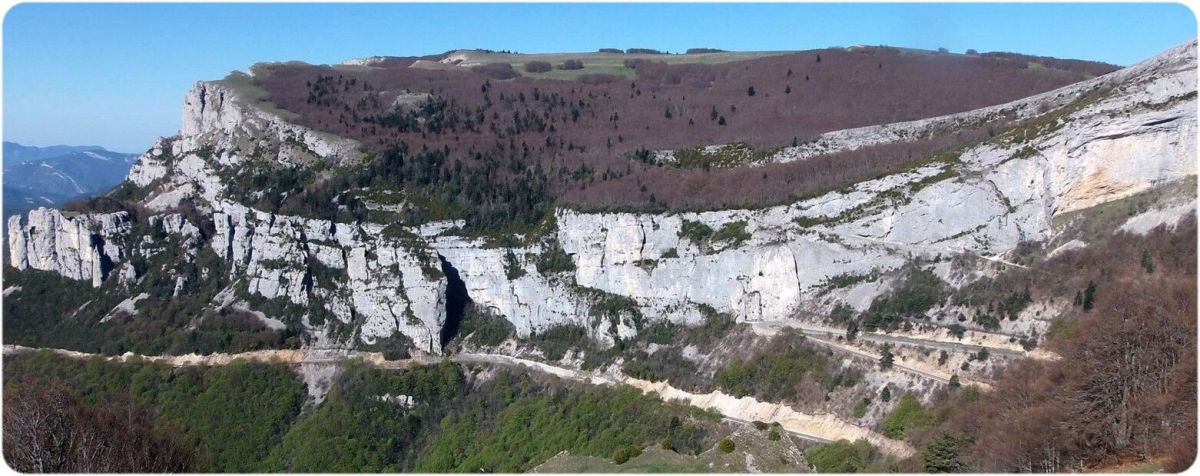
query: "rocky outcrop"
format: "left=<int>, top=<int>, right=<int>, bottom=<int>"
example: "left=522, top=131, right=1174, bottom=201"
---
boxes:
left=177, top=79, right=365, bottom=166
left=432, top=237, right=601, bottom=339
left=210, top=200, right=448, bottom=352
left=7, top=209, right=131, bottom=287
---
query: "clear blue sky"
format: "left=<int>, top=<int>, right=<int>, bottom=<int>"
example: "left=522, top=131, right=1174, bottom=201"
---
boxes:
left=4, top=3, right=1196, bottom=153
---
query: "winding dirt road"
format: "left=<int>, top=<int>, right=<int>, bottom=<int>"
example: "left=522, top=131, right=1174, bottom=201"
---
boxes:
left=2, top=344, right=915, bottom=458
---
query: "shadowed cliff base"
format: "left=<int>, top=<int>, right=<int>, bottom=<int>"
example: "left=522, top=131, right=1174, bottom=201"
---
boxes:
left=438, top=254, right=471, bottom=350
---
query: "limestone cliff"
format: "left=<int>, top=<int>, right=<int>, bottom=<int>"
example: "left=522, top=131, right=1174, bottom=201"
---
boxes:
left=7, top=41, right=1196, bottom=357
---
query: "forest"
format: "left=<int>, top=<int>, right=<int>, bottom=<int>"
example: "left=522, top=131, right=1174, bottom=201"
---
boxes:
left=2, top=353, right=720, bottom=473
left=223, top=46, right=1118, bottom=231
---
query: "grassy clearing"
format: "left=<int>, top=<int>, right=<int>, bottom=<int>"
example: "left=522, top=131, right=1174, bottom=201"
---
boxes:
left=411, top=49, right=799, bottom=80
left=669, top=142, right=782, bottom=169
left=219, top=69, right=301, bottom=122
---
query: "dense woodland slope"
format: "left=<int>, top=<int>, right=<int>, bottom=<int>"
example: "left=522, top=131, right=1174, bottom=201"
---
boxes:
left=246, top=47, right=1116, bottom=227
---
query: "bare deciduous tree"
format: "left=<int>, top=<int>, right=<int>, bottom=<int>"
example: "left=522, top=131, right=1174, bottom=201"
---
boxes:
left=3, top=379, right=194, bottom=473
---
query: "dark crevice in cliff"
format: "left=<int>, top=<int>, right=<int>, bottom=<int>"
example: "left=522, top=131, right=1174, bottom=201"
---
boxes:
left=438, top=254, right=471, bottom=351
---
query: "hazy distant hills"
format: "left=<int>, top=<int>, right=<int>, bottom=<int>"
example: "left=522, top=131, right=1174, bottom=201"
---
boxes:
left=3, top=142, right=138, bottom=218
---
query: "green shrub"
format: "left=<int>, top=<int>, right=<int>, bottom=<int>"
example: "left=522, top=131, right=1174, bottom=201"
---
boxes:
left=861, top=267, right=947, bottom=331
left=881, top=394, right=934, bottom=440
left=361, top=333, right=416, bottom=360
left=524, top=61, right=552, bottom=73
left=535, top=242, right=576, bottom=274
left=948, top=324, right=966, bottom=339
left=612, top=445, right=642, bottom=464
left=805, top=439, right=874, bottom=473
left=718, top=438, right=736, bottom=453
left=621, top=348, right=698, bottom=385
left=457, top=307, right=516, bottom=347
left=686, top=304, right=738, bottom=349
left=714, top=331, right=835, bottom=401
left=711, top=221, right=751, bottom=247
left=530, top=325, right=591, bottom=361
left=642, top=320, right=678, bottom=345
left=679, top=220, right=714, bottom=244
left=829, top=303, right=858, bottom=324
left=851, top=398, right=870, bottom=418
left=576, top=285, right=644, bottom=333
left=503, top=250, right=527, bottom=280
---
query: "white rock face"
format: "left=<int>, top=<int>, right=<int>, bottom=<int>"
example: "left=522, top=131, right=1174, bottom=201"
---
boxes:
left=127, top=138, right=171, bottom=187
left=432, top=237, right=601, bottom=340
left=7, top=209, right=131, bottom=287
left=177, top=81, right=364, bottom=165
left=210, top=200, right=448, bottom=353
left=1120, top=199, right=1197, bottom=235
left=8, top=41, right=1195, bottom=354
left=556, top=208, right=905, bottom=323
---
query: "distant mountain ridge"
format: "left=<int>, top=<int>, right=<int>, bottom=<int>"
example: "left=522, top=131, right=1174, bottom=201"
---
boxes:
left=2, top=142, right=138, bottom=218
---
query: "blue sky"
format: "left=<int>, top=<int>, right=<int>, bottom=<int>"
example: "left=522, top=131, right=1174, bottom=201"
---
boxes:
left=4, top=3, right=1196, bottom=152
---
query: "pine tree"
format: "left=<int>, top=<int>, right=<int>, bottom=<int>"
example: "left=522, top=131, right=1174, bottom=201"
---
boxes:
left=879, top=344, right=894, bottom=369
left=1083, top=281, right=1097, bottom=311
left=923, top=433, right=966, bottom=472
